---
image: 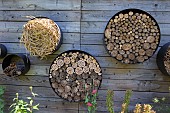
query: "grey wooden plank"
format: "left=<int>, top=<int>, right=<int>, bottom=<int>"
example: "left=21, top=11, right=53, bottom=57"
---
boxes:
left=81, top=22, right=169, bottom=35
left=81, top=34, right=170, bottom=46
left=0, top=11, right=80, bottom=22
left=82, top=10, right=170, bottom=24
left=1, top=66, right=169, bottom=82
left=0, top=0, right=81, bottom=10
left=0, top=21, right=80, bottom=33
left=0, top=32, right=80, bottom=44
left=0, top=75, right=169, bottom=93
left=82, top=0, right=170, bottom=11
left=0, top=43, right=80, bottom=54
left=102, top=69, right=170, bottom=81
left=100, top=79, right=170, bottom=92
left=3, top=85, right=169, bottom=102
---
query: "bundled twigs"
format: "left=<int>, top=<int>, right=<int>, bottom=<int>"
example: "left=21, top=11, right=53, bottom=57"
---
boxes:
left=49, top=51, right=102, bottom=102
left=21, top=18, right=61, bottom=59
left=164, top=46, right=170, bottom=74
left=104, top=9, right=160, bottom=64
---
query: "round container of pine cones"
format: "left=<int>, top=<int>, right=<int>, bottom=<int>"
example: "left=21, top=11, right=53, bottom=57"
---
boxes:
left=104, top=9, right=161, bottom=64
left=49, top=50, right=102, bottom=102
left=157, top=42, right=170, bottom=76
left=2, top=54, right=30, bottom=77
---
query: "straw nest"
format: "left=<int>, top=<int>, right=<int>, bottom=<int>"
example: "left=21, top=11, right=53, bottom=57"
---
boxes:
left=21, top=18, right=61, bottom=59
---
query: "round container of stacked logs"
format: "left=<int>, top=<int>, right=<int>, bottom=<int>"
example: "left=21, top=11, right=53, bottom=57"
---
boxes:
left=49, top=50, right=102, bottom=102
left=0, top=44, right=7, bottom=58
left=2, top=54, right=30, bottom=77
left=156, top=42, right=170, bottom=76
left=20, top=17, right=62, bottom=59
left=104, top=9, right=161, bottom=64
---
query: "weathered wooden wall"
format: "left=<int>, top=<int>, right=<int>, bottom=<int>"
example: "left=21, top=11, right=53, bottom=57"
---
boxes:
left=0, top=0, right=170, bottom=113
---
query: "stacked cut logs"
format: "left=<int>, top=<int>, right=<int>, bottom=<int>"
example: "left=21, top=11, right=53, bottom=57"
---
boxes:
left=49, top=51, right=102, bottom=102
left=164, top=46, right=170, bottom=74
left=104, top=10, right=160, bottom=63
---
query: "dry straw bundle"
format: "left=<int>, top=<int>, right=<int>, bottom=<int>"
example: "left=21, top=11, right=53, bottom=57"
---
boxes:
left=21, top=18, right=61, bottom=59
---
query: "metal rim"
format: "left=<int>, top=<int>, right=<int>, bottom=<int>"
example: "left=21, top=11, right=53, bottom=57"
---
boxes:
left=156, top=42, right=170, bottom=76
left=0, top=44, right=7, bottom=58
left=2, top=54, right=30, bottom=76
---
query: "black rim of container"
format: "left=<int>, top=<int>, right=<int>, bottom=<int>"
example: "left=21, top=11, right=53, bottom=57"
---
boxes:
left=49, top=50, right=102, bottom=102
left=2, top=54, right=30, bottom=75
left=104, top=8, right=161, bottom=64
left=156, top=42, right=170, bottom=76
left=0, top=44, right=7, bottom=58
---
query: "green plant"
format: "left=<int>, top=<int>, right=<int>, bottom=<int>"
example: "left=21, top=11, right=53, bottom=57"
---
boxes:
left=106, top=90, right=132, bottom=113
left=122, top=90, right=132, bottom=113
left=0, top=86, right=5, bottom=113
left=9, top=86, right=39, bottom=113
left=106, top=90, right=156, bottom=113
left=106, top=90, right=114, bottom=113
left=85, top=89, right=98, bottom=113
left=152, top=86, right=170, bottom=113
left=152, top=97, right=170, bottom=112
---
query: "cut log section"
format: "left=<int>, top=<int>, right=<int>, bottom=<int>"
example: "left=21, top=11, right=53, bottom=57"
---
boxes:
left=49, top=50, right=102, bottom=102
left=104, top=9, right=160, bottom=64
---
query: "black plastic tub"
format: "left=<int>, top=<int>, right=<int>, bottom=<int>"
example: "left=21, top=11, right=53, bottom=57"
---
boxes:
left=156, top=42, right=170, bottom=76
left=2, top=54, right=30, bottom=76
left=49, top=50, right=102, bottom=102
left=0, top=44, right=7, bottom=58
left=104, top=8, right=161, bottom=64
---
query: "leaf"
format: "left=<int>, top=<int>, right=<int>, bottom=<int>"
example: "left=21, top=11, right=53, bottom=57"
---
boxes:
left=30, top=100, right=33, bottom=106
left=27, top=97, right=32, bottom=100
left=9, top=103, right=16, bottom=108
left=26, top=108, right=31, bottom=112
left=33, top=104, right=39, bottom=110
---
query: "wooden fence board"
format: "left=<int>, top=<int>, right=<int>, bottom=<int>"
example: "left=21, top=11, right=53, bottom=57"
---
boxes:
left=82, top=11, right=170, bottom=24
left=0, top=0, right=81, bottom=10
left=0, top=21, right=80, bottom=33
left=0, top=32, right=80, bottom=44
left=0, top=11, right=81, bottom=22
left=82, top=0, right=170, bottom=11
left=0, top=43, right=80, bottom=54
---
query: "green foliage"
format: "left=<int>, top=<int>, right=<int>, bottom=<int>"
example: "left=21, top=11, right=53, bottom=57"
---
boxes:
left=122, top=90, right=132, bottom=113
left=0, top=86, right=5, bottom=113
left=106, top=90, right=114, bottom=113
left=9, top=86, right=39, bottom=113
left=152, top=97, right=170, bottom=112
left=85, top=90, right=98, bottom=113
left=106, top=90, right=132, bottom=113
left=152, top=86, right=170, bottom=113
